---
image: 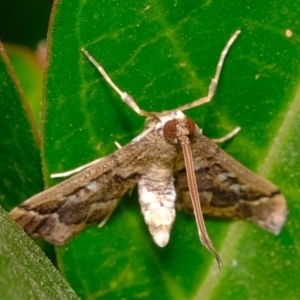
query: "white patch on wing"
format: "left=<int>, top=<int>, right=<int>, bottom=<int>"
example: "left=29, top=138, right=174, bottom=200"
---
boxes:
left=217, top=172, right=236, bottom=182
left=86, top=181, right=100, bottom=191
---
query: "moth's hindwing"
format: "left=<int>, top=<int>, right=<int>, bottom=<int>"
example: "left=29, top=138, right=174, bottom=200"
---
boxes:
left=175, top=131, right=287, bottom=234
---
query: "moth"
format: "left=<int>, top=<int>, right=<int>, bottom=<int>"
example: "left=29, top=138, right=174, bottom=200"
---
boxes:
left=10, top=30, right=287, bottom=268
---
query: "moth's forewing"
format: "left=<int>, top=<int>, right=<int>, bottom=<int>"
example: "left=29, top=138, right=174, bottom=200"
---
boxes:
left=175, top=131, right=287, bottom=234
left=9, top=127, right=179, bottom=245
left=9, top=138, right=150, bottom=245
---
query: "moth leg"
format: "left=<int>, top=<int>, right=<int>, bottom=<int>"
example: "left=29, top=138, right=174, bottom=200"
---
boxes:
left=51, top=157, right=104, bottom=178
left=211, top=126, right=241, bottom=143
left=131, top=126, right=156, bottom=143
left=81, top=48, right=151, bottom=117
left=178, top=30, right=241, bottom=112
left=51, top=141, right=123, bottom=179
left=97, top=198, right=121, bottom=228
left=114, top=141, right=122, bottom=149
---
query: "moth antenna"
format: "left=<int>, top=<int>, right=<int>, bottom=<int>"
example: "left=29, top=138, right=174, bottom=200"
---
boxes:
left=177, top=30, right=241, bottom=112
left=81, top=48, right=150, bottom=117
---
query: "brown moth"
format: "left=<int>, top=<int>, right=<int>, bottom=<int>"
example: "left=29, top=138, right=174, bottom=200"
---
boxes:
left=10, top=30, right=287, bottom=268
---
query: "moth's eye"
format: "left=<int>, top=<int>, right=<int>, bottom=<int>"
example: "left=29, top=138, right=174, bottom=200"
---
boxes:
left=186, top=118, right=195, bottom=135
left=163, top=120, right=178, bottom=139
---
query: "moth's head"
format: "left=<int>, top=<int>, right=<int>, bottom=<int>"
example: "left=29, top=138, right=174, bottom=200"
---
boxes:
left=150, top=110, right=196, bottom=142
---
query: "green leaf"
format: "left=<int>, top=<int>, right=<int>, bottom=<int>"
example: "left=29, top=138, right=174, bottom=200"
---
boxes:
left=31, top=0, right=300, bottom=299
left=0, top=206, right=79, bottom=300
left=0, top=43, right=79, bottom=299
left=0, top=43, right=42, bottom=210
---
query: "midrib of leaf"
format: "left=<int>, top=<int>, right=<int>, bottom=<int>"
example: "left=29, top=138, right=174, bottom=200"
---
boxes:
left=148, top=0, right=208, bottom=95
left=144, top=3, right=251, bottom=297
left=194, top=81, right=298, bottom=299
left=195, top=223, right=247, bottom=299
left=126, top=211, right=188, bottom=300
left=257, top=84, right=300, bottom=177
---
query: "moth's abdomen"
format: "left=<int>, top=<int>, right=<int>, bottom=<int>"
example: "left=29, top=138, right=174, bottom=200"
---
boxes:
left=138, top=166, right=176, bottom=247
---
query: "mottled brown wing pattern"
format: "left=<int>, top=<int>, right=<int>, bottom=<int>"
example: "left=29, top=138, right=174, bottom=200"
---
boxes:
left=175, top=131, right=287, bottom=234
left=10, top=128, right=178, bottom=245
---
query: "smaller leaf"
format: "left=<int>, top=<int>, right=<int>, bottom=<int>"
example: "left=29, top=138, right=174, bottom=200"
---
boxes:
left=0, top=206, right=79, bottom=300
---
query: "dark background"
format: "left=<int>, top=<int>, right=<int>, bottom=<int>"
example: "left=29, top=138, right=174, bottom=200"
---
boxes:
left=0, top=0, right=53, bottom=48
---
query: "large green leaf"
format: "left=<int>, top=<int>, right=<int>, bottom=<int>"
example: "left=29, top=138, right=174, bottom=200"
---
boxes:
left=11, top=0, right=300, bottom=299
